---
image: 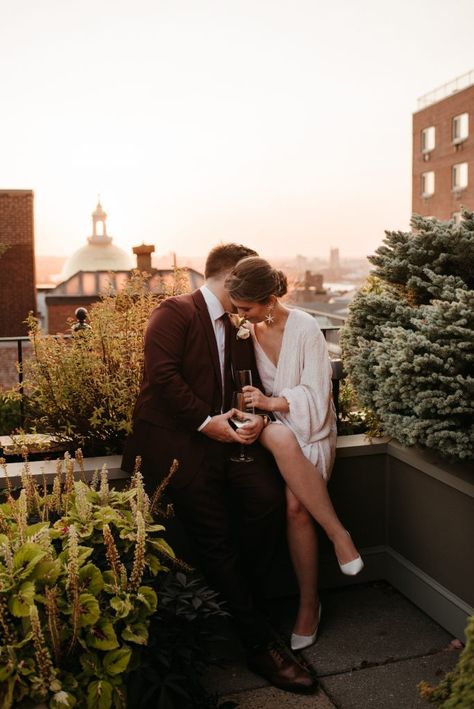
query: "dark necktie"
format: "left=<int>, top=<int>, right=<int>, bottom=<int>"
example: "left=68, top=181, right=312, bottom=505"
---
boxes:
left=220, top=313, right=233, bottom=411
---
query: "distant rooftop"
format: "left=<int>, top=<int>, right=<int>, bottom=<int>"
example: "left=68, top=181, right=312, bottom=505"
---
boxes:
left=417, top=69, right=474, bottom=111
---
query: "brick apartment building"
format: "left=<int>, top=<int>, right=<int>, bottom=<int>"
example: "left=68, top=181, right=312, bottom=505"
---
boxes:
left=413, top=70, right=474, bottom=221
left=0, top=190, right=37, bottom=336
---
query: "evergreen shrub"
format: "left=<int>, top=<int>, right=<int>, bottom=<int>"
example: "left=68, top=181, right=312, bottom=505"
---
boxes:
left=341, top=212, right=474, bottom=461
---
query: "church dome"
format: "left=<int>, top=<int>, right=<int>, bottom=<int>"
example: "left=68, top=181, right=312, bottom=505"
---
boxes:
left=60, top=200, right=134, bottom=281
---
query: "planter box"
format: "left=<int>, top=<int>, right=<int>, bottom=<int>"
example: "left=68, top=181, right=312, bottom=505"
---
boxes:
left=1, top=436, right=472, bottom=639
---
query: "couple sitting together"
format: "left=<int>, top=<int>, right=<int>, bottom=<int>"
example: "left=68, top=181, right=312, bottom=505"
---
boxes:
left=123, top=243, right=363, bottom=695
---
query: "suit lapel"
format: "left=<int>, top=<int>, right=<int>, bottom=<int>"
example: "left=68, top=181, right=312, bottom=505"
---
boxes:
left=192, top=290, right=223, bottom=403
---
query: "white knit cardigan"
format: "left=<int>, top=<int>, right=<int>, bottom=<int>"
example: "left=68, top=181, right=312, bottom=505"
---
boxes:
left=252, top=308, right=336, bottom=462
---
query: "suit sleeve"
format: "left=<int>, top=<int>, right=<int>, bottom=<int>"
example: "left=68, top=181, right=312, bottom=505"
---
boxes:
left=144, top=299, right=211, bottom=428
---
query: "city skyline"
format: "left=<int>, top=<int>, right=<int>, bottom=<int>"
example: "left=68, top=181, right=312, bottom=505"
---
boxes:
left=2, top=0, right=474, bottom=259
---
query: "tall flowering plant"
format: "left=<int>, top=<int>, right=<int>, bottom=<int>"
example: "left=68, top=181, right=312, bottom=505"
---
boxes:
left=0, top=453, right=176, bottom=709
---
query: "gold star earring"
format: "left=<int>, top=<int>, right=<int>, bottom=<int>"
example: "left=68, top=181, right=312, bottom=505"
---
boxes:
left=265, top=303, right=275, bottom=325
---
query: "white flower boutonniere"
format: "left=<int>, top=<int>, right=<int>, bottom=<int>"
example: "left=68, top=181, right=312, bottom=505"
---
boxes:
left=228, top=313, right=251, bottom=340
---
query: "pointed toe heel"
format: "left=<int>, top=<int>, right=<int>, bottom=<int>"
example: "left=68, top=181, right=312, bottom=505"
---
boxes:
left=338, top=531, right=364, bottom=576
left=291, top=603, right=322, bottom=651
left=339, top=555, right=364, bottom=576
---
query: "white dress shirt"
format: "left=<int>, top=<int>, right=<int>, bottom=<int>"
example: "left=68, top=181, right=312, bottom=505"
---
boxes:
left=198, top=285, right=226, bottom=430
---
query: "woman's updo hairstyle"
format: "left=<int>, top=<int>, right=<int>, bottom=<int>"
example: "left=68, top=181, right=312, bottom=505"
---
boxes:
left=225, top=257, right=288, bottom=303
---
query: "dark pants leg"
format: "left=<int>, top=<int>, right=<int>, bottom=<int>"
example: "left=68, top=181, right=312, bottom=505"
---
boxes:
left=151, top=442, right=286, bottom=646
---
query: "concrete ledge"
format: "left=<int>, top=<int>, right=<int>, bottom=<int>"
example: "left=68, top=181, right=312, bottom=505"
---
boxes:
left=0, top=455, right=126, bottom=488
left=387, top=440, right=474, bottom=497
left=335, top=434, right=389, bottom=457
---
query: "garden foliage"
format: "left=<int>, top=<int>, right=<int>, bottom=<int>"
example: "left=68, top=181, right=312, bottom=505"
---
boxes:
left=8, top=270, right=189, bottom=456
left=419, top=615, right=474, bottom=707
left=341, top=212, right=474, bottom=461
left=0, top=453, right=175, bottom=708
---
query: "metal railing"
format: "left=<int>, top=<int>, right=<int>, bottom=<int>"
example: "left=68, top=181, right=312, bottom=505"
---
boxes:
left=417, top=69, right=474, bottom=111
left=1, top=320, right=345, bottom=429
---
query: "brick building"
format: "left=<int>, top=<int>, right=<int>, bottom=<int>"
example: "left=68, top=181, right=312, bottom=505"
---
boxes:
left=0, top=190, right=37, bottom=336
left=413, top=71, right=474, bottom=221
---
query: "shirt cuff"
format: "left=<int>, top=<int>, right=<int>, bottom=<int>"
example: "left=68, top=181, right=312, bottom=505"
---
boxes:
left=198, top=415, right=212, bottom=431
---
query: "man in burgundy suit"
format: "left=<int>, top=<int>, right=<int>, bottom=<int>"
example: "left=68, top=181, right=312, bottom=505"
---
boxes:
left=123, top=244, right=316, bottom=694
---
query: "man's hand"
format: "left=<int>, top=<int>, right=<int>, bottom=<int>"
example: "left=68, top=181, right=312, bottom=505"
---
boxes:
left=242, top=385, right=273, bottom=412
left=232, top=411, right=265, bottom=445
left=200, top=411, right=244, bottom=443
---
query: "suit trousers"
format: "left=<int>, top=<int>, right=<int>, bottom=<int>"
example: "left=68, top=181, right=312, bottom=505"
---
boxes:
left=141, top=436, right=286, bottom=647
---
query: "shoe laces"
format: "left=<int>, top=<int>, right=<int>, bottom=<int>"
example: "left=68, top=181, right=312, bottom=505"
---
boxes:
left=267, top=641, right=287, bottom=665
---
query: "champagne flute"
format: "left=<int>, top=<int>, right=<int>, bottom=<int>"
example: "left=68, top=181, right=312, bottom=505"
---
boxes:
left=237, top=369, right=253, bottom=391
left=230, top=391, right=254, bottom=463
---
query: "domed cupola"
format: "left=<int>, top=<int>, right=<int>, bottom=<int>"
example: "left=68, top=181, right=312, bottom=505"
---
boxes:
left=60, top=199, right=134, bottom=281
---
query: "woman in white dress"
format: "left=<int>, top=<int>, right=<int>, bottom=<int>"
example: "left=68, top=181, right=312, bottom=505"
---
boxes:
left=225, top=257, right=363, bottom=650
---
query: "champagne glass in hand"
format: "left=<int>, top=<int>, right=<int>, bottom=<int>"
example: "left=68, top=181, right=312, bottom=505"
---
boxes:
left=230, top=391, right=254, bottom=463
left=237, top=369, right=253, bottom=391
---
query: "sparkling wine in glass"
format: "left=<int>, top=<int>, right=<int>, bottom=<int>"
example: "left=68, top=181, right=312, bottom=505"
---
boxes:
left=230, top=391, right=254, bottom=463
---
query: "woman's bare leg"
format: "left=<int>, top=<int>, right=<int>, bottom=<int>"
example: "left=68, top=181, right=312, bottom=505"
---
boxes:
left=261, top=423, right=359, bottom=565
left=286, top=486, right=320, bottom=636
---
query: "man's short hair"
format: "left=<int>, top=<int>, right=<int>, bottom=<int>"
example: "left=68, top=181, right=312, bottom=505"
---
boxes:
left=205, top=243, right=258, bottom=279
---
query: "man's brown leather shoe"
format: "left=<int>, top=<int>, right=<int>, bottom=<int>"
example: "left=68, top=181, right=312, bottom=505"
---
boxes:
left=247, top=641, right=318, bottom=694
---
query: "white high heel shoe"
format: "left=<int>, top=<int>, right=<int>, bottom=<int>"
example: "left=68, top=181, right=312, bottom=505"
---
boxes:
left=338, top=531, right=364, bottom=576
left=291, top=602, right=322, bottom=651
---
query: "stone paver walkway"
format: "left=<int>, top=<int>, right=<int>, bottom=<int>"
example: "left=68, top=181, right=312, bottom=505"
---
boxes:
left=203, top=581, right=462, bottom=708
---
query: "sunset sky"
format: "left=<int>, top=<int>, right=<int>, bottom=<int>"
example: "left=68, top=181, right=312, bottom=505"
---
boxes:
left=1, top=0, right=474, bottom=260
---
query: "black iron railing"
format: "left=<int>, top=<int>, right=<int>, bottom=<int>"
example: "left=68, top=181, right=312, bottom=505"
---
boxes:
left=1, top=319, right=345, bottom=429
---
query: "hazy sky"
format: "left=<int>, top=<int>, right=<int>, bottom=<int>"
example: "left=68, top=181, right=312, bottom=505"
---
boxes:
left=1, top=0, right=474, bottom=260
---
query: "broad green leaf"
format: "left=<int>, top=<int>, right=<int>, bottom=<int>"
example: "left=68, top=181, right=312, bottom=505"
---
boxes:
left=79, top=563, right=104, bottom=595
left=86, top=620, right=119, bottom=650
left=86, top=679, right=113, bottom=709
left=110, top=595, right=132, bottom=618
left=121, top=622, right=148, bottom=645
left=8, top=581, right=36, bottom=617
left=25, top=522, right=50, bottom=538
left=80, top=651, right=101, bottom=676
left=148, top=538, right=175, bottom=558
left=78, top=593, right=101, bottom=627
left=29, top=558, right=61, bottom=585
left=145, top=523, right=166, bottom=533
left=145, top=553, right=162, bottom=576
left=103, top=647, right=132, bottom=676
left=13, top=543, right=46, bottom=579
left=58, top=545, right=93, bottom=567
left=136, top=586, right=157, bottom=613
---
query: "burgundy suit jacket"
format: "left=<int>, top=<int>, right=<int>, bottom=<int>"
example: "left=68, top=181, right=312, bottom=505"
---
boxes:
left=123, top=289, right=263, bottom=488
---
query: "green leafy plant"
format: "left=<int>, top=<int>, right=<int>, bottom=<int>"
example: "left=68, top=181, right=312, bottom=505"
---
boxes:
left=418, top=615, right=474, bottom=707
left=0, top=453, right=175, bottom=708
left=0, top=396, right=21, bottom=437
left=341, top=212, right=474, bottom=461
left=7, top=270, right=189, bottom=456
left=336, top=379, right=384, bottom=437
left=127, top=572, right=229, bottom=709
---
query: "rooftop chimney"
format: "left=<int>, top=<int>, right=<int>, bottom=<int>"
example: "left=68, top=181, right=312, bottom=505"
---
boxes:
left=133, top=244, right=155, bottom=272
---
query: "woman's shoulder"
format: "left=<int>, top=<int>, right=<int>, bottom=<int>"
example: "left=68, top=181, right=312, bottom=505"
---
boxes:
left=288, top=308, right=322, bottom=334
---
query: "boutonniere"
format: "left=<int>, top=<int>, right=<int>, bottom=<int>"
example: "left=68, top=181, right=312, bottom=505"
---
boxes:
left=228, top=313, right=251, bottom=340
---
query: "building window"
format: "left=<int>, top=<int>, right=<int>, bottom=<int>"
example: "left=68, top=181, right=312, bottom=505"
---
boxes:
left=421, top=171, right=435, bottom=197
left=421, top=126, right=435, bottom=152
left=452, top=211, right=462, bottom=225
left=452, top=162, right=468, bottom=191
left=452, top=113, right=469, bottom=143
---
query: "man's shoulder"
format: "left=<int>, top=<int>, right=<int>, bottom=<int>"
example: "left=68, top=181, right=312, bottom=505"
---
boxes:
left=154, top=290, right=201, bottom=314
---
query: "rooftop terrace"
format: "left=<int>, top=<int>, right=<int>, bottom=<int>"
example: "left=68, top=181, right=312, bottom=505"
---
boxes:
left=204, top=581, right=462, bottom=708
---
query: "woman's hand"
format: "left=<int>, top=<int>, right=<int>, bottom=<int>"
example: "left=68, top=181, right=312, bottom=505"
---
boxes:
left=242, top=385, right=274, bottom=411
